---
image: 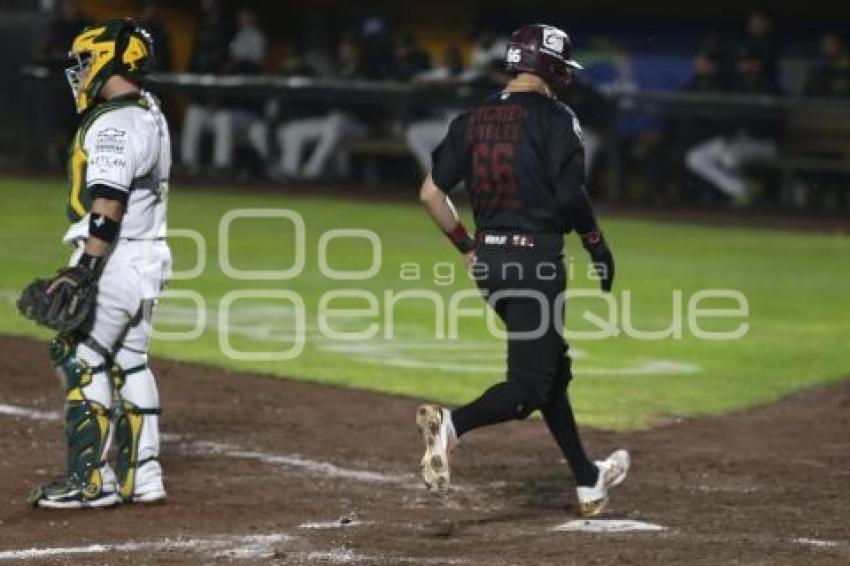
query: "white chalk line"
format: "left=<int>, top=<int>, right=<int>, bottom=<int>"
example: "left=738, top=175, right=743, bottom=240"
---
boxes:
left=304, top=548, right=469, bottom=565
left=0, top=404, right=60, bottom=421
left=299, top=519, right=368, bottom=529
left=792, top=537, right=844, bottom=548
left=180, top=439, right=414, bottom=485
left=0, top=532, right=462, bottom=564
left=1, top=403, right=414, bottom=489
left=306, top=548, right=364, bottom=563
left=552, top=521, right=848, bottom=552
left=0, top=533, right=291, bottom=561
left=0, top=530, right=468, bottom=564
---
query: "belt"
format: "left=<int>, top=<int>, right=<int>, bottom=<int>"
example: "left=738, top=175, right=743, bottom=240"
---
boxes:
left=476, top=231, right=562, bottom=250
left=120, top=237, right=166, bottom=242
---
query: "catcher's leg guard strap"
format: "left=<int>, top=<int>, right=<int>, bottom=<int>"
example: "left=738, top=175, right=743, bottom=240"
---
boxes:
left=110, top=362, right=148, bottom=390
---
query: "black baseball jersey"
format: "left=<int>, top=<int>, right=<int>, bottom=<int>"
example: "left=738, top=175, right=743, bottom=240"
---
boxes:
left=431, top=91, right=599, bottom=236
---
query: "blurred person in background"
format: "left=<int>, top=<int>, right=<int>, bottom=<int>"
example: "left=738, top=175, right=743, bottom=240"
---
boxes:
left=405, top=44, right=478, bottom=172
left=393, top=33, right=432, bottom=81
left=138, top=1, right=172, bottom=71
left=698, top=30, right=735, bottom=84
left=44, top=0, right=92, bottom=64
left=271, top=35, right=368, bottom=182
left=207, top=6, right=268, bottom=175
left=684, top=49, right=728, bottom=93
left=179, top=0, right=230, bottom=174
left=652, top=49, right=729, bottom=203
left=246, top=45, right=318, bottom=174
left=41, top=0, right=92, bottom=169
left=676, top=50, right=729, bottom=152
left=223, top=6, right=266, bottom=74
left=359, top=16, right=396, bottom=80
left=186, top=0, right=229, bottom=75
left=137, top=1, right=174, bottom=135
left=685, top=46, right=781, bottom=204
left=559, top=78, right=612, bottom=179
left=727, top=45, right=779, bottom=93
left=743, top=6, right=780, bottom=86
left=804, top=32, right=850, bottom=97
left=470, top=30, right=508, bottom=73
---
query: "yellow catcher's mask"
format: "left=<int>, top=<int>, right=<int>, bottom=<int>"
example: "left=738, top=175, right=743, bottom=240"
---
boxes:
left=66, top=19, right=154, bottom=113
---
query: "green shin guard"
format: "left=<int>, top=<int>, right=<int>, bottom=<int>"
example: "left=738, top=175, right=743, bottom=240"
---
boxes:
left=33, top=335, right=113, bottom=504
left=64, top=400, right=111, bottom=496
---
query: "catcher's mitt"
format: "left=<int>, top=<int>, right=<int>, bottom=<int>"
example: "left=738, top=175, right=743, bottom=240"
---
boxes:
left=17, top=265, right=98, bottom=333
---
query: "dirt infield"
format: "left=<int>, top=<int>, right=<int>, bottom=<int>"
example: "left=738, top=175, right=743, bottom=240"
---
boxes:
left=0, top=335, right=847, bottom=565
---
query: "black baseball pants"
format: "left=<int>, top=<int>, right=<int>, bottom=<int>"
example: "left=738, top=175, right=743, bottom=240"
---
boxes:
left=450, top=235, right=599, bottom=487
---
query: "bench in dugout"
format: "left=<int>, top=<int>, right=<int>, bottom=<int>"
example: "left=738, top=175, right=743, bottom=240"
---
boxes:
left=748, top=105, right=850, bottom=209
left=344, top=132, right=415, bottom=186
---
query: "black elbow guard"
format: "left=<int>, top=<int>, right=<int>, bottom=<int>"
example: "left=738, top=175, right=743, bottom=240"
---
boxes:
left=89, top=212, right=121, bottom=243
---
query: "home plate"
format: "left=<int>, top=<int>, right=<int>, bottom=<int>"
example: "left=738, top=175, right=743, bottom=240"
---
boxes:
left=553, top=519, right=667, bottom=533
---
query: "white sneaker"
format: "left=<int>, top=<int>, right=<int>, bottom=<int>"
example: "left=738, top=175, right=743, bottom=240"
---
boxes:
left=576, top=449, right=630, bottom=517
left=31, top=465, right=121, bottom=509
left=132, top=483, right=167, bottom=504
left=416, top=405, right=457, bottom=493
left=128, top=460, right=167, bottom=504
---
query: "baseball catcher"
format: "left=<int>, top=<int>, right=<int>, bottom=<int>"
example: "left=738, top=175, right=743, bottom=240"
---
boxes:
left=18, top=19, right=171, bottom=508
left=416, top=23, right=629, bottom=517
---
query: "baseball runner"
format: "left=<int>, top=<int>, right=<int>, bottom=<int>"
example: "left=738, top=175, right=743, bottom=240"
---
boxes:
left=416, top=23, right=630, bottom=517
left=17, top=19, right=171, bottom=508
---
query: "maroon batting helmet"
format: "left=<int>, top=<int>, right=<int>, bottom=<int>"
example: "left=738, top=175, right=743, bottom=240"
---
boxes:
left=504, top=23, right=582, bottom=92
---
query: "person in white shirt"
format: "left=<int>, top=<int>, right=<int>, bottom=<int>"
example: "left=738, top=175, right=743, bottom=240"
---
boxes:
left=271, top=36, right=368, bottom=181
left=405, top=45, right=480, bottom=172
left=181, top=6, right=268, bottom=173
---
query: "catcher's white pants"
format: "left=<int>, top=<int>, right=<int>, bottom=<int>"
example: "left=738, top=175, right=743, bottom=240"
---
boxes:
left=685, top=135, right=776, bottom=198
left=71, top=239, right=171, bottom=493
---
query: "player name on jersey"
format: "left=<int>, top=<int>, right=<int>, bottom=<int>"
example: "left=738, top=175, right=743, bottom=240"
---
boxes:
left=468, top=104, right=528, bottom=143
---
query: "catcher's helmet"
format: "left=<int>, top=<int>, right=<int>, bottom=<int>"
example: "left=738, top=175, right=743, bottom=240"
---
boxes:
left=504, top=23, right=582, bottom=93
left=65, top=19, right=154, bottom=113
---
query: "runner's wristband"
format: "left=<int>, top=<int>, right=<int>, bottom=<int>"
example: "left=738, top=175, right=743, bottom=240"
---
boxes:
left=446, top=223, right=475, bottom=254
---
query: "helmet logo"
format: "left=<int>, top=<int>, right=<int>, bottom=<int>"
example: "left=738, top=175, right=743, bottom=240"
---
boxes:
left=542, top=28, right=564, bottom=53
left=506, top=47, right=522, bottom=64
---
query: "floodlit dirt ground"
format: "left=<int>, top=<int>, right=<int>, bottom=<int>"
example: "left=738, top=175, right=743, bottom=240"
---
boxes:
left=0, top=335, right=848, bottom=564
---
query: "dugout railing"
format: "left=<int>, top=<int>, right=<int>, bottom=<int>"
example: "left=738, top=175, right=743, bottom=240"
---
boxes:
left=16, top=68, right=850, bottom=208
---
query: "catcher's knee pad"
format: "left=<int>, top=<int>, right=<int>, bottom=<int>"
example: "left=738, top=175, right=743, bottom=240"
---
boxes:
left=49, top=334, right=113, bottom=496
left=50, top=335, right=112, bottom=400
left=111, top=349, right=162, bottom=500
